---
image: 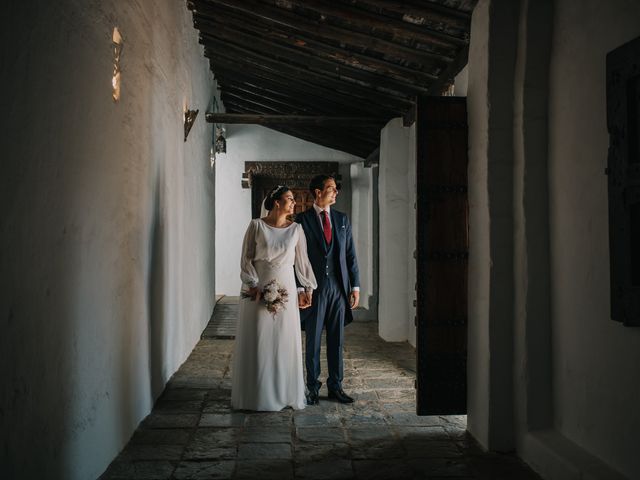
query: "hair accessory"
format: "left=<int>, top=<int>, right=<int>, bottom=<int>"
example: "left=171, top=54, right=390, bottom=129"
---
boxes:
left=270, top=185, right=285, bottom=198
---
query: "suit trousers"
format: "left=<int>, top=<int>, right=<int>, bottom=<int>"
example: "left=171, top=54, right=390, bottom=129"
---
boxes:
left=305, top=273, right=346, bottom=393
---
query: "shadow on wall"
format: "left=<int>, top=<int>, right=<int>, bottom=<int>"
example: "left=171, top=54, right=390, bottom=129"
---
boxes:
left=147, top=170, right=166, bottom=404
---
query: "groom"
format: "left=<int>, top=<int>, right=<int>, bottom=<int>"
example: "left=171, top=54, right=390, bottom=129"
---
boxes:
left=296, top=174, right=360, bottom=405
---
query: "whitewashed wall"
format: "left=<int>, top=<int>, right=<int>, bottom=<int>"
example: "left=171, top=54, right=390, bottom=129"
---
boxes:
left=466, top=0, right=519, bottom=451
left=544, top=1, right=640, bottom=478
left=0, top=1, right=216, bottom=478
left=378, top=118, right=417, bottom=345
left=215, top=125, right=363, bottom=295
left=466, top=1, right=640, bottom=479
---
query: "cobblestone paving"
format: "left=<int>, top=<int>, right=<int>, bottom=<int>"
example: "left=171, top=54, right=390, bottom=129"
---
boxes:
left=100, top=321, right=540, bottom=480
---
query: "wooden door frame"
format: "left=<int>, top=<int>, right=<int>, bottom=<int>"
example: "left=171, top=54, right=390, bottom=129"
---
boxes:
left=243, top=162, right=341, bottom=218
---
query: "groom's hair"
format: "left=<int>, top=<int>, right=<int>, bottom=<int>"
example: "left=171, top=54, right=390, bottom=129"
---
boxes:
left=309, top=174, right=334, bottom=199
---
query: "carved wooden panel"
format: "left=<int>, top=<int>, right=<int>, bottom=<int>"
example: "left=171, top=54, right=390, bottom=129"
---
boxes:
left=243, top=162, right=341, bottom=218
left=607, top=36, right=640, bottom=326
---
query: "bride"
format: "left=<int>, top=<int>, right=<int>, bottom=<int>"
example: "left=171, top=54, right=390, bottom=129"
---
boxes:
left=231, top=185, right=317, bottom=411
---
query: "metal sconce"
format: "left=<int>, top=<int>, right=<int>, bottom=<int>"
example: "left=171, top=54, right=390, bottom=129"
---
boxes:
left=207, top=96, right=224, bottom=166
left=215, top=124, right=226, bottom=154
left=184, top=108, right=199, bottom=142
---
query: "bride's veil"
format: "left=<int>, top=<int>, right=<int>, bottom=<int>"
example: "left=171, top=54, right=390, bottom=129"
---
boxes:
left=260, top=185, right=286, bottom=219
left=260, top=197, right=269, bottom=218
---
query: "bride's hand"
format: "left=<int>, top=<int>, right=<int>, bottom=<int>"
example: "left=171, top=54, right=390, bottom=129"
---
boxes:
left=248, top=286, right=261, bottom=301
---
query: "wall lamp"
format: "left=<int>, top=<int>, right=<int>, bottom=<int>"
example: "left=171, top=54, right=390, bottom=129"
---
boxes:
left=215, top=124, right=226, bottom=154
left=184, top=108, right=199, bottom=142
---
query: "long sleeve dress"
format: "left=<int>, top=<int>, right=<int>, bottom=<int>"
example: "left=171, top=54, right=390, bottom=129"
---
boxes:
left=231, top=219, right=317, bottom=411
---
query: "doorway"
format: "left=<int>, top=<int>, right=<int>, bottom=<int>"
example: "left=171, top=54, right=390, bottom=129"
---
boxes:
left=244, top=161, right=341, bottom=218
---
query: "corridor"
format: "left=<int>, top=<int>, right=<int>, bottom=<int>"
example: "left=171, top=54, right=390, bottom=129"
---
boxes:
left=100, top=303, right=539, bottom=480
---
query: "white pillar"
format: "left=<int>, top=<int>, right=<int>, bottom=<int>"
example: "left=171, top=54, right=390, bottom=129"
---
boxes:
left=350, top=162, right=373, bottom=313
left=378, top=118, right=416, bottom=342
left=467, top=0, right=520, bottom=451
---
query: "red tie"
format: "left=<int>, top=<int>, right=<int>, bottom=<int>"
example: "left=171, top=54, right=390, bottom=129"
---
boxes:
left=321, top=210, right=332, bottom=244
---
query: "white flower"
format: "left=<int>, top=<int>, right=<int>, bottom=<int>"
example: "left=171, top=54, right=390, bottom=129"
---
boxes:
left=264, top=290, right=277, bottom=302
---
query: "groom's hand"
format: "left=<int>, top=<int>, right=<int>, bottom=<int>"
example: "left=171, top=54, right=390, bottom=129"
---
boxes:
left=349, top=290, right=360, bottom=309
left=298, top=292, right=310, bottom=309
left=305, top=291, right=313, bottom=308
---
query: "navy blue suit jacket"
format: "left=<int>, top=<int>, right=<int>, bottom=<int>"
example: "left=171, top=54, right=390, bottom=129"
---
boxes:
left=296, top=207, right=360, bottom=326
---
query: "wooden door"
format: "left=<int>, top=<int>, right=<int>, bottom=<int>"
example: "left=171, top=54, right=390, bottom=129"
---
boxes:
left=607, top=36, right=640, bottom=326
left=292, top=188, right=315, bottom=215
left=416, top=96, right=469, bottom=415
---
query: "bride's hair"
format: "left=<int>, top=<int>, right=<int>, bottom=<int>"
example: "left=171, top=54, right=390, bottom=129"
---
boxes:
left=264, top=185, right=290, bottom=211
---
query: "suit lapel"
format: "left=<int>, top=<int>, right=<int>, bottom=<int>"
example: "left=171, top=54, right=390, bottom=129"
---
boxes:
left=330, top=209, right=342, bottom=252
left=306, top=208, right=326, bottom=251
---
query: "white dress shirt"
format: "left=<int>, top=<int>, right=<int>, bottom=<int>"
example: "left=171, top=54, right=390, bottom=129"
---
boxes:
left=313, top=203, right=331, bottom=230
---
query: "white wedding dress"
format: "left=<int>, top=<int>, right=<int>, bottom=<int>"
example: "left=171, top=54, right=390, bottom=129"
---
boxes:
left=231, top=218, right=317, bottom=411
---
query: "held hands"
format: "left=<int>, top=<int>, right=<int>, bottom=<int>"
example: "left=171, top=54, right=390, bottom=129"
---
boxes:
left=247, top=286, right=261, bottom=302
left=349, top=290, right=360, bottom=309
left=298, top=291, right=313, bottom=309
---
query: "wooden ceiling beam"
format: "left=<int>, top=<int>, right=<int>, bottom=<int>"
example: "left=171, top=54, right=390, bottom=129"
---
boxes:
left=335, top=0, right=471, bottom=32
left=399, top=0, right=476, bottom=18
left=216, top=77, right=358, bottom=115
left=194, top=13, right=441, bottom=86
left=220, top=99, right=380, bottom=149
left=202, top=42, right=409, bottom=103
left=258, top=0, right=466, bottom=49
left=222, top=102, right=378, bottom=155
left=219, top=92, right=385, bottom=148
left=220, top=86, right=320, bottom=116
left=219, top=82, right=391, bottom=119
left=425, top=45, right=470, bottom=96
left=206, top=53, right=408, bottom=117
left=197, top=26, right=432, bottom=96
left=206, top=113, right=388, bottom=127
left=191, top=0, right=452, bottom=65
left=220, top=90, right=308, bottom=116
left=202, top=45, right=413, bottom=112
left=213, top=68, right=398, bottom=117
left=209, top=57, right=403, bottom=114
left=217, top=99, right=382, bottom=146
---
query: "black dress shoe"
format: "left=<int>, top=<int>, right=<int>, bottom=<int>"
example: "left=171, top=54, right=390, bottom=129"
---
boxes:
left=306, top=390, right=319, bottom=405
left=328, top=389, right=354, bottom=404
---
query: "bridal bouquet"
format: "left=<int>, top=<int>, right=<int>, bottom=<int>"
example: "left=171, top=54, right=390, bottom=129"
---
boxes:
left=242, top=279, right=289, bottom=318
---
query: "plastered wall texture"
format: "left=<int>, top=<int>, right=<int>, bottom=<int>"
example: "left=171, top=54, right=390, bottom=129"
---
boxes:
left=378, top=117, right=417, bottom=345
left=548, top=1, right=640, bottom=477
left=0, top=1, right=216, bottom=478
left=466, top=0, right=640, bottom=478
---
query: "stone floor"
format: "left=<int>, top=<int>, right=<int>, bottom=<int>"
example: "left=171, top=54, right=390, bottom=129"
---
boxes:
left=100, top=317, right=541, bottom=480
